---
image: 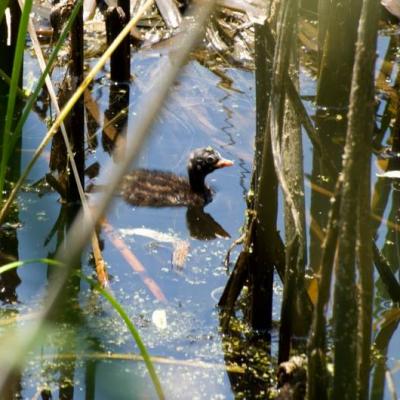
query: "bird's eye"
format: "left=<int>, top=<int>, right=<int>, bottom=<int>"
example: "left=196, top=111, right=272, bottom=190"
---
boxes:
left=207, top=156, right=215, bottom=163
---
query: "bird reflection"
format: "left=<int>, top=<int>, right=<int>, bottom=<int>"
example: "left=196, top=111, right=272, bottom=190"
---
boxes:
left=185, top=206, right=230, bottom=240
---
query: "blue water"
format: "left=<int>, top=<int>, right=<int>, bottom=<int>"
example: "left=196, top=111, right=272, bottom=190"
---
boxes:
left=2, top=20, right=400, bottom=400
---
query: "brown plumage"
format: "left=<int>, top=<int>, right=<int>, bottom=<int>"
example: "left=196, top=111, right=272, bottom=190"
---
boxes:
left=120, top=147, right=234, bottom=207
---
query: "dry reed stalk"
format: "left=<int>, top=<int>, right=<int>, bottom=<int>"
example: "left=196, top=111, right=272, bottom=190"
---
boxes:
left=332, top=0, right=379, bottom=396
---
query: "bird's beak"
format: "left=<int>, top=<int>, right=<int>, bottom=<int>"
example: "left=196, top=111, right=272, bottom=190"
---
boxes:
left=215, top=158, right=234, bottom=169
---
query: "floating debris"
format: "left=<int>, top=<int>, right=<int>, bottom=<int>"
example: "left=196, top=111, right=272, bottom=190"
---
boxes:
left=152, top=309, right=168, bottom=330
left=120, top=227, right=190, bottom=269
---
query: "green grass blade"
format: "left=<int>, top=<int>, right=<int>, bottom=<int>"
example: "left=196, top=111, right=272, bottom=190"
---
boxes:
left=0, top=259, right=165, bottom=400
left=81, top=275, right=165, bottom=400
left=0, top=0, right=154, bottom=225
left=0, top=258, right=63, bottom=275
left=10, top=0, right=84, bottom=153
left=0, top=0, right=33, bottom=202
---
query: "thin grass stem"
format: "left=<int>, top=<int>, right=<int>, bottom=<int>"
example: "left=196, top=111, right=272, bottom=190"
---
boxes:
left=0, top=0, right=155, bottom=224
left=0, top=0, right=32, bottom=201
left=0, top=2, right=215, bottom=391
left=11, top=0, right=83, bottom=153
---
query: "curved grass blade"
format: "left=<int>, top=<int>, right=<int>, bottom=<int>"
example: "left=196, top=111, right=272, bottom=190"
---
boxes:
left=0, top=259, right=164, bottom=399
left=0, top=258, right=63, bottom=275
left=0, top=0, right=214, bottom=391
left=80, top=274, right=165, bottom=400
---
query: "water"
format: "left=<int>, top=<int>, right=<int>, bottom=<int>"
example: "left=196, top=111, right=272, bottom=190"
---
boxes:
left=2, top=43, right=263, bottom=398
left=2, top=6, right=400, bottom=399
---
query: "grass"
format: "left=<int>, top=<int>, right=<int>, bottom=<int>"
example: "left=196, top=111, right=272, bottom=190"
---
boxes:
left=11, top=0, right=84, bottom=153
left=0, top=0, right=84, bottom=205
left=0, top=0, right=32, bottom=202
left=0, top=3, right=165, bottom=396
left=0, top=0, right=155, bottom=225
left=0, top=258, right=165, bottom=399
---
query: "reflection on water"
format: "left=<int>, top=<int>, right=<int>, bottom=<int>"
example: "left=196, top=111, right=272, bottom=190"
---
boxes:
left=102, top=82, right=130, bottom=161
left=0, top=222, right=20, bottom=304
left=185, top=206, right=230, bottom=240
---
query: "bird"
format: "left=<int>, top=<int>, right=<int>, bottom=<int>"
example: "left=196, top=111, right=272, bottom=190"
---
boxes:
left=119, top=147, right=234, bottom=207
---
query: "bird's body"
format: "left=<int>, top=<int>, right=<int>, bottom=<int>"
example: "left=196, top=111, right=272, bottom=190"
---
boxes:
left=119, top=147, right=233, bottom=207
left=120, top=169, right=210, bottom=207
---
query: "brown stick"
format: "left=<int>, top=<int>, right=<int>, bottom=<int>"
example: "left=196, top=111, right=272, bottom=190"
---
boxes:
left=91, top=232, right=109, bottom=288
left=101, top=220, right=168, bottom=303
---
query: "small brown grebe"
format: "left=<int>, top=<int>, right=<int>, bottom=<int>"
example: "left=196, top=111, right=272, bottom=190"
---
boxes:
left=120, top=147, right=234, bottom=207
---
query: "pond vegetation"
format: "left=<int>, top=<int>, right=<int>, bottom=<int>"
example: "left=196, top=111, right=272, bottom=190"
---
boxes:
left=1, top=0, right=400, bottom=398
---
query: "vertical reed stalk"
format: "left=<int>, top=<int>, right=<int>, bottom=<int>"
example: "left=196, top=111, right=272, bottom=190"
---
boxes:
left=332, top=0, right=378, bottom=396
left=279, top=0, right=310, bottom=363
left=357, top=162, right=373, bottom=400
left=254, top=20, right=272, bottom=181
left=106, top=1, right=130, bottom=82
left=68, top=0, right=85, bottom=202
left=317, top=0, right=362, bottom=108
left=247, top=15, right=277, bottom=331
left=0, top=0, right=30, bottom=201
left=249, top=131, right=277, bottom=331
left=307, top=182, right=341, bottom=400
left=317, top=0, right=329, bottom=61
left=218, top=16, right=278, bottom=331
left=118, top=0, right=130, bottom=80
left=264, top=0, right=309, bottom=358
left=354, top=0, right=379, bottom=398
